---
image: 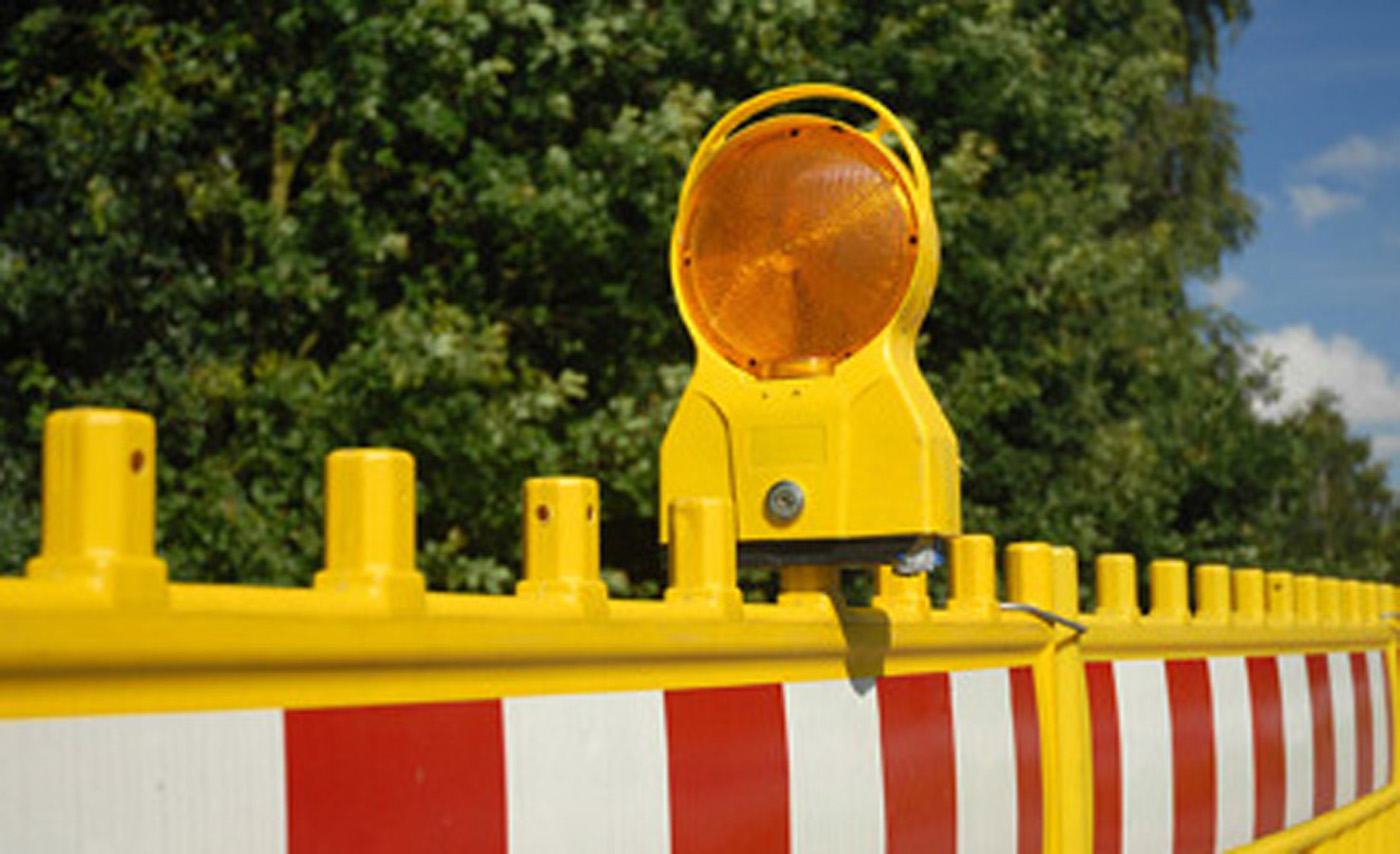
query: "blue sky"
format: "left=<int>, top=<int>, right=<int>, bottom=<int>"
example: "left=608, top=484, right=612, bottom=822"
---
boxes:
left=1194, top=0, right=1400, bottom=480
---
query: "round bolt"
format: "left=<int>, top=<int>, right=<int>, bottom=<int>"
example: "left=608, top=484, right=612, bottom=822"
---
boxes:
left=764, top=480, right=805, bottom=524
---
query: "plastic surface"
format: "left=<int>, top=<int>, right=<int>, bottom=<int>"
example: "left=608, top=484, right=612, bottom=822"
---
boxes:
left=660, top=84, right=960, bottom=551
left=0, top=408, right=1397, bottom=853
left=676, top=115, right=918, bottom=376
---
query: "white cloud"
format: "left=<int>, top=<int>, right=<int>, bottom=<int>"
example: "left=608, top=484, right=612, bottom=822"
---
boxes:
left=1304, top=130, right=1400, bottom=181
left=1252, top=325, right=1400, bottom=424
left=1286, top=183, right=1364, bottom=227
left=1205, top=274, right=1248, bottom=308
left=1372, top=434, right=1400, bottom=461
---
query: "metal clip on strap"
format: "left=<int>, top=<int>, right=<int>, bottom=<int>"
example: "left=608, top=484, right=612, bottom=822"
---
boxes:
left=1000, top=601, right=1089, bottom=635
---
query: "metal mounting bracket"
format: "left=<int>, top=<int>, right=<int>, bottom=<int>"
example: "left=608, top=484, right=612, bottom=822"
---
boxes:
left=1000, top=601, right=1089, bottom=635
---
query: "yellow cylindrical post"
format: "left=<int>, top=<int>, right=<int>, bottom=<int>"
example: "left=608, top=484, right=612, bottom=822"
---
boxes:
left=778, top=564, right=844, bottom=613
left=1266, top=571, right=1295, bottom=626
left=1360, top=582, right=1379, bottom=623
left=874, top=565, right=931, bottom=619
left=1050, top=546, right=1081, bottom=618
left=1095, top=554, right=1139, bottom=622
left=1195, top=564, right=1231, bottom=625
left=323, top=450, right=416, bottom=574
left=1045, top=544, right=1090, bottom=854
left=947, top=535, right=997, bottom=619
left=1342, top=580, right=1362, bottom=625
left=1319, top=577, right=1342, bottom=625
left=313, top=449, right=425, bottom=612
left=25, top=408, right=168, bottom=606
left=517, top=477, right=607, bottom=613
left=1233, top=568, right=1265, bottom=626
left=1007, top=542, right=1053, bottom=610
left=665, top=496, right=743, bottom=617
left=1149, top=559, right=1189, bottom=624
left=1295, top=575, right=1320, bottom=625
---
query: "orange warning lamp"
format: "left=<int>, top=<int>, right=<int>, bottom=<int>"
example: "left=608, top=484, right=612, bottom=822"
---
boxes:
left=660, top=84, right=961, bottom=571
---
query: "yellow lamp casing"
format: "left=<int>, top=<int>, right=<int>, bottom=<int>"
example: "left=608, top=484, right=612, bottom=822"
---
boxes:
left=660, top=84, right=960, bottom=567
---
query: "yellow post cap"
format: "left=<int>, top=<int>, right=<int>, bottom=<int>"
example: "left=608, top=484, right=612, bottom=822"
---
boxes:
left=947, top=535, right=997, bottom=619
left=25, top=408, right=167, bottom=606
left=1148, top=559, right=1189, bottom=623
left=518, top=477, right=607, bottom=613
left=1318, top=577, right=1342, bottom=624
left=314, top=448, right=425, bottom=611
left=1194, top=564, right=1231, bottom=624
left=1049, top=546, right=1081, bottom=617
left=1007, top=542, right=1053, bottom=610
left=1233, top=568, right=1266, bottom=625
left=1294, top=575, right=1320, bottom=625
left=1095, top=554, right=1139, bottom=621
left=1265, top=571, right=1295, bottom=626
left=665, top=496, right=743, bottom=616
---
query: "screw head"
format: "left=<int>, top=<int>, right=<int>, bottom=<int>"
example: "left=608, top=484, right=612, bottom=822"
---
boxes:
left=764, top=480, right=805, bottom=524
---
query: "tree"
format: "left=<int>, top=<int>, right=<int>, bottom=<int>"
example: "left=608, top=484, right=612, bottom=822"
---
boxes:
left=2, top=0, right=1393, bottom=591
left=1253, top=395, right=1398, bottom=578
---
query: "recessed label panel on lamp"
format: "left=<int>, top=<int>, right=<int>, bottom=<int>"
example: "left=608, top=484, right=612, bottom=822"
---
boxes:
left=749, top=425, right=827, bottom=467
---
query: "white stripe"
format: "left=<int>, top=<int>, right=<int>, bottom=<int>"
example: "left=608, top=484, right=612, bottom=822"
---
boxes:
left=1369, top=651, right=1392, bottom=790
left=0, top=710, right=286, bottom=854
left=1277, top=654, right=1315, bottom=827
left=1114, top=660, right=1174, bottom=854
left=784, top=678, right=886, bottom=854
left=1209, top=657, right=1255, bottom=852
left=951, top=668, right=1019, bottom=854
left=1328, top=652, right=1358, bottom=806
left=503, top=691, right=670, bottom=854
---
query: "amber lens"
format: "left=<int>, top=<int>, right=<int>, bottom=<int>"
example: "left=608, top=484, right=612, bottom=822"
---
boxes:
left=677, top=118, right=918, bottom=375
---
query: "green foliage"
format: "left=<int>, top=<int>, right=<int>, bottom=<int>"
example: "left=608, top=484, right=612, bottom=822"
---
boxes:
left=1, top=0, right=1394, bottom=590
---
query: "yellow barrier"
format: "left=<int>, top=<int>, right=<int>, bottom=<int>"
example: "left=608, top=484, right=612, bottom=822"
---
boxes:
left=1, top=408, right=1396, bottom=853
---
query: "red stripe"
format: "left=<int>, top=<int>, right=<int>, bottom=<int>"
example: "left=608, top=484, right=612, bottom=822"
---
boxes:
left=1166, top=659, right=1216, bottom=854
left=877, top=673, right=956, bottom=854
left=1306, top=653, right=1337, bottom=815
left=1351, top=653, right=1375, bottom=796
left=1086, top=661, right=1121, bottom=854
left=666, top=684, right=789, bottom=854
left=1385, top=657, right=1396, bottom=787
left=1247, top=656, right=1286, bottom=836
left=285, top=700, right=506, bottom=854
left=1009, top=666, right=1044, bottom=854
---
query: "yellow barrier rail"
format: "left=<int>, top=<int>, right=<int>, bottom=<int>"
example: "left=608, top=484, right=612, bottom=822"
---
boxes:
left=1, top=411, right=1050, bottom=718
left=1, top=408, right=1396, bottom=854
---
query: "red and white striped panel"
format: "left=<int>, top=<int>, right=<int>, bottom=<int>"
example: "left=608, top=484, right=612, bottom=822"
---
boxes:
left=1087, top=650, right=1395, bottom=854
left=0, top=667, right=1042, bottom=854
